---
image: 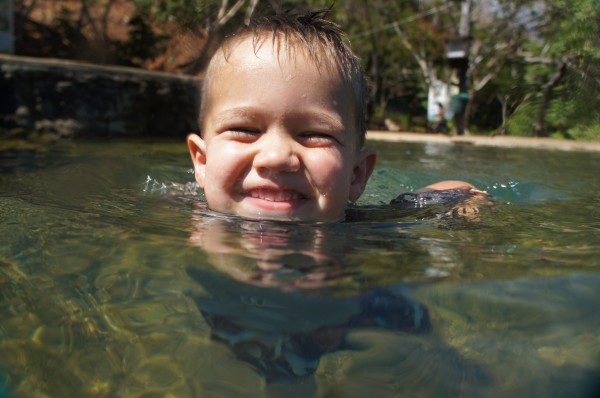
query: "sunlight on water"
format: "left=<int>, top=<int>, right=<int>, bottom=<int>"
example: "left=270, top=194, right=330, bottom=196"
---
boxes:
left=1, top=139, right=599, bottom=397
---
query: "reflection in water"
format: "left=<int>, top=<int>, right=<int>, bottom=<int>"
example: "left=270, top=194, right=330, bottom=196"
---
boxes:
left=187, top=268, right=430, bottom=382
left=185, top=210, right=490, bottom=388
left=0, top=373, right=7, bottom=398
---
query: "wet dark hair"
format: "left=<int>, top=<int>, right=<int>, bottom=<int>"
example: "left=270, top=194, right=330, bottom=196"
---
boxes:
left=200, top=9, right=369, bottom=148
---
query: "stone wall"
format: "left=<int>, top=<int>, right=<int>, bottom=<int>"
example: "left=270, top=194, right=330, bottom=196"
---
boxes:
left=0, top=54, right=200, bottom=138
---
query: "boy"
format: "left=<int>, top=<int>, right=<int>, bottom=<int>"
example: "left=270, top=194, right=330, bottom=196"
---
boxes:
left=187, top=10, right=480, bottom=223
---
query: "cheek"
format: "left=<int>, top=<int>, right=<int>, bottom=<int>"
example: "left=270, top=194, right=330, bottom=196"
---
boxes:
left=306, top=151, right=352, bottom=192
left=205, top=143, right=248, bottom=186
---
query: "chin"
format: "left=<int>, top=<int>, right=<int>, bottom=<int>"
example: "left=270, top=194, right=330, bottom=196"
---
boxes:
left=241, top=210, right=315, bottom=223
left=208, top=201, right=343, bottom=223
left=237, top=208, right=337, bottom=223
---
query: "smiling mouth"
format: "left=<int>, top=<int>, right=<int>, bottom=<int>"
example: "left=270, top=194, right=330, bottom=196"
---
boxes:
left=247, top=188, right=305, bottom=202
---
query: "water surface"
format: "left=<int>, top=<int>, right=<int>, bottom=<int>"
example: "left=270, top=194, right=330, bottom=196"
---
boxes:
left=1, top=139, right=599, bottom=397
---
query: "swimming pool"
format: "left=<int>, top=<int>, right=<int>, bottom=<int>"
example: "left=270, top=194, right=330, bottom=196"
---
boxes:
left=1, top=138, right=599, bottom=397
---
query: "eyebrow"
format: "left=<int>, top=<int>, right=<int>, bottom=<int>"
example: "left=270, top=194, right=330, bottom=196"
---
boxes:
left=297, top=111, right=345, bottom=133
left=212, top=108, right=260, bottom=126
left=212, top=107, right=346, bottom=132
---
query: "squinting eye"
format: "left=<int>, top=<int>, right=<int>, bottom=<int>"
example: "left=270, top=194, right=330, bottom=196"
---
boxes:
left=227, top=128, right=260, bottom=141
left=299, top=132, right=339, bottom=146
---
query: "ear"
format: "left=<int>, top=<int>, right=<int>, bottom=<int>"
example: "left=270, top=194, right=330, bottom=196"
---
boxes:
left=187, top=133, right=207, bottom=188
left=349, top=147, right=377, bottom=202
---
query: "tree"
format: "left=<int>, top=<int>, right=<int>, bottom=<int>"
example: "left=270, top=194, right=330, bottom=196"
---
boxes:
left=334, top=0, right=450, bottom=127
left=459, top=0, right=540, bottom=133
left=507, top=0, right=600, bottom=138
left=174, top=0, right=260, bottom=74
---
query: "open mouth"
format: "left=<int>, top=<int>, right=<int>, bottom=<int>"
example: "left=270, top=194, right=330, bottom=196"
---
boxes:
left=248, top=188, right=306, bottom=202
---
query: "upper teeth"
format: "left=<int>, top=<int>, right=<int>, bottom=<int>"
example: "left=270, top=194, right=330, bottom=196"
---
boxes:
left=250, top=189, right=301, bottom=201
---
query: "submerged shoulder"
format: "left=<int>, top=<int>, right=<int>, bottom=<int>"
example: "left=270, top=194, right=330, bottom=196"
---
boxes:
left=416, top=180, right=477, bottom=193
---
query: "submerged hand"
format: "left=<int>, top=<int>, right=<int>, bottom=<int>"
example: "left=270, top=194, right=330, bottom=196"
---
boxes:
left=446, top=189, right=492, bottom=221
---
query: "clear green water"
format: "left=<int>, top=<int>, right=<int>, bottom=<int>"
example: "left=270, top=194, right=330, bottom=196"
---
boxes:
left=1, top=139, right=599, bottom=397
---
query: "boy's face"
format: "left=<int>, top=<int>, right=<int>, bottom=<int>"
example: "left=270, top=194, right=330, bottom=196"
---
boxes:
left=188, top=37, right=375, bottom=222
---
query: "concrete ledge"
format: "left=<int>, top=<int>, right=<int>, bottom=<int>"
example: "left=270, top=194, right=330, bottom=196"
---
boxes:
left=2, top=54, right=599, bottom=151
left=367, top=131, right=600, bottom=153
left=0, top=54, right=200, bottom=138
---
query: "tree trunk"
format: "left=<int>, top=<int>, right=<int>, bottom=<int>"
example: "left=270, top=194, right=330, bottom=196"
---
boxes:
left=455, top=0, right=472, bottom=136
left=182, top=0, right=252, bottom=75
left=497, top=94, right=508, bottom=135
left=534, top=61, right=567, bottom=136
left=182, top=27, right=224, bottom=75
left=362, top=0, right=382, bottom=123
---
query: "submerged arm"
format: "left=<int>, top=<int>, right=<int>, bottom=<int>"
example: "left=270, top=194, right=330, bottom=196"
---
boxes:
left=391, top=180, right=491, bottom=220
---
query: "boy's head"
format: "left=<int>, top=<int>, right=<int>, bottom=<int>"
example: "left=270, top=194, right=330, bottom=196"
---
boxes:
left=187, top=10, right=376, bottom=223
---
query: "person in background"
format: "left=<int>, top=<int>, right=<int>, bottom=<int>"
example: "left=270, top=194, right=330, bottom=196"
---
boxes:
left=435, top=102, right=449, bottom=134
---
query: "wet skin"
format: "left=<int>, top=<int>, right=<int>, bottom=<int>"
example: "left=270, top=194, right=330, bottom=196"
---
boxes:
left=188, top=38, right=375, bottom=222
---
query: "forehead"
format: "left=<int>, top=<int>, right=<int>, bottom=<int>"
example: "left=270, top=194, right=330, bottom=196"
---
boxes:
left=201, top=35, right=361, bottom=148
left=212, top=34, right=342, bottom=82
left=205, top=35, right=355, bottom=113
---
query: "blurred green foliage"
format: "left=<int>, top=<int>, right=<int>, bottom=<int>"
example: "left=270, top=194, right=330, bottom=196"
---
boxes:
left=13, top=0, right=600, bottom=140
left=503, top=0, right=600, bottom=139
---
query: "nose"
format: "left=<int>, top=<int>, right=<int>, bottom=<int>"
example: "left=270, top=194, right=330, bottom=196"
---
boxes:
left=253, top=130, right=301, bottom=174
